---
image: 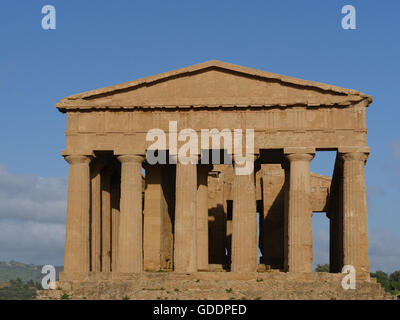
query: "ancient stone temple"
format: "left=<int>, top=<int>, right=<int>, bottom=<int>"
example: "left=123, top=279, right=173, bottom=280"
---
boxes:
left=49, top=61, right=388, bottom=300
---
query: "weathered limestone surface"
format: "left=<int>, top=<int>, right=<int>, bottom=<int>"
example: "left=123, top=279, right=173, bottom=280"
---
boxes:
left=58, top=61, right=371, bottom=157
left=101, top=168, right=112, bottom=272
left=340, top=148, right=370, bottom=277
left=64, top=155, right=91, bottom=273
left=57, top=61, right=375, bottom=299
left=284, top=148, right=315, bottom=273
left=37, top=272, right=392, bottom=300
left=110, top=173, right=120, bottom=272
left=208, top=165, right=231, bottom=266
left=197, top=165, right=210, bottom=271
left=259, top=164, right=285, bottom=269
left=90, top=161, right=102, bottom=272
left=310, top=173, right=331, bottom=212
left=207, top=163, right=332, bottom=271
left=231, top=159, right=258, bottom=273
left=143, top=165, right=168, bottom=271
left=174, top=159, right=198, bottom=273
left=116, top=155, right=144, bottom=273
left=143, top=165, right=174, bottom=271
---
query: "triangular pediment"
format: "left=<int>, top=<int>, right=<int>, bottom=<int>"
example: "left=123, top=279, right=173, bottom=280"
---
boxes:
left=56, top=60, right=372, bottom=111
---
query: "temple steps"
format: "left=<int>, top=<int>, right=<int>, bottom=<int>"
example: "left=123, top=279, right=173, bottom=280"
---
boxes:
left=37, top=272, right=393, bottom=300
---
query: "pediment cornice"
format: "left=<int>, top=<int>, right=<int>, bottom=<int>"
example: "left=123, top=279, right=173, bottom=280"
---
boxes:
left=56, top=60, right=372, bottom=112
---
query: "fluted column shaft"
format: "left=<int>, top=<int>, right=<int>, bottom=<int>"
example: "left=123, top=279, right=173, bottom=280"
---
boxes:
left=90, top=162, right=103, bottom=272
left=143, top=165, right=173, bottom=271
left=197, top=165, right=210, bottom=271
left=101, top=168, right=112, bottom=272
left=111, top=174, right=120, bottom=272
left=328, top=155, right=344, bottom=273
left=116, top=155, right=144, bottom=273
left=284, top=150, right=314, bottom=272
left=174, top=158, right=198, bottom=272
left=231, top=159, right=258, bottom=272
left=143, top=165, right=163, bottom=271
left=340, top=151, right=370, bottom=275
left=64, top=155, right=91, bottom=273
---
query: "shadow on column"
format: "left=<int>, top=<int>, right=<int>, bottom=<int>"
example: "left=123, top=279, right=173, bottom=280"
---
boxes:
left=260, top=184, right=285, bottom=270
left=161, top=164, right=176, bottom=270
left=208, top=204, right=227, bottom=267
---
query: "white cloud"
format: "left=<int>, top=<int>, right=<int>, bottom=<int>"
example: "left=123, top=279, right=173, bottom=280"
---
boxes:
left=0, top=164, right=67, bottom=223
left=366, top=185, right=384, bottom=200
left=0, top=162, right=399, bottom=273
left=0, top=163, right=67, bottom=265
left=0, top=219, right=65, bottom=265
left=391, top=141, right=400, bottom=161
left=369, top=228, right=400, bottom=273
left=313, top=217, right=400, bottom=273
left=390, top=141, right=400, bottom=189
left=366, top=184, right=384, bottom=215
left=313, top=220, right=330, bottom=268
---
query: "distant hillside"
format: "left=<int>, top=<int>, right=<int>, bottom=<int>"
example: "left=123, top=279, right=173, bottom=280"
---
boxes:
left=0, top=261, right=63, bottom=282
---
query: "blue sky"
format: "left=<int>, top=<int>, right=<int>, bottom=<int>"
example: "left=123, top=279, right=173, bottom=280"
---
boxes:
left=0, top=1, right=399, bottom=273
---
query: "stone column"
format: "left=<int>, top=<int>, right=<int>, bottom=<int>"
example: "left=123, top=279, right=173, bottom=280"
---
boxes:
left=197, top=165, right=211, bottom=271
left=101, top=168, right=112, bottom=272
left=64, top=155, right=91, bottom=273
left=231, top=157, right=258, bottom=273
left=284, top=147, right=315, bottom=273
left=162, top=165, right=176, bottom=270
left=261, top=164, right=285, bottom=269
left=90, top=160, right=103, bottom=272
left=143, top=165, right=171, bottom=271
left=339, top=148, right=370, bottom=276
left=328, top=155, right=344, bottom=273
left=282, top=159, right=290, bottom=272
left=111, top=173, right=120, bottom=272
left=174, top=156, right=198, bottom=273
left=116, top=155, right=145, bottom=273
left=208, top=166, right=229, bottom=266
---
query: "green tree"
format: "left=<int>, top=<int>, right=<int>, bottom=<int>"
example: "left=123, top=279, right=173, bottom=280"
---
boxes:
left=314, top=264, right=329, bottom=272
left=389, top=270, right=400, bottom=282
left=371, top=270, right=389, bottom=289
left=371, top=270, right=388, bottom=282
left=0, top=278, right=37, bottom=300
left=15, top=278, right=22, bottom=287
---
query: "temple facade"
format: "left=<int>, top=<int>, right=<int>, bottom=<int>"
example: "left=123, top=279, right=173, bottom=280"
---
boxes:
left=56, top=60, right=372, bottom=280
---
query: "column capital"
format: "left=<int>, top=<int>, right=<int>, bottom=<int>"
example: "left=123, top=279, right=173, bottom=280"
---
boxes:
left=285, top=153, right=315, bottom=162
left=232, top=153, right=259, bottom=164
left=284, top=147, right=315, bottom=155
left=338, top=146, right=370, bottom=154
left=339, top=152, right=369, bottom=162
left=117, top=154, right=145, bottom=164
left=64, top=155, right=92, bottom=165
left=338, top=147, right=370, bottom=163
